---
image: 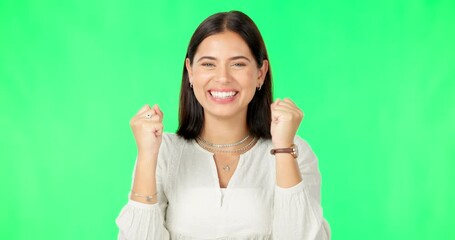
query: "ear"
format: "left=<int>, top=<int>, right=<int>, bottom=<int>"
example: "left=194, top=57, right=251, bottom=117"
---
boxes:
left=257, top=60, right=269, bottom=86
left=185, top=58, right=193, bottom=83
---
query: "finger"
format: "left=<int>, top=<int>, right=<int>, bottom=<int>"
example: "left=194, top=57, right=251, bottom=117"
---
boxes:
left=153, top=104, right=164, bottom=120
left=276, top=98, right=297, bottom=108
left=142, top=122, right=164, bottom=133
left=136, top=104, right=151, bottom=115
left=271, top=107, right=303, bottom=121
left=271, top=106, right=288, bottom=121
left=272, top=107, right=299, bottom=118
left=154, top=123, right=164, bottom=136
left=272, top=104, right=301, bottom=114
left=273, top=98, right=281, bottom=105
left=273, top=99, right=302, bottom=114
left=142, top=121, right=163, bottom=132
left=130, top=106, right=151, bottom=125
left=151, top=114, right=160, bottom=122
left=270, top=98, right=280, bottom=110
left=281, top=98, right=296, bottom=105
left=143, top=110, right=155, bottom=119
left=272, top=98, right=297, bottom=109
left=272, top=100, right=301, bottom=112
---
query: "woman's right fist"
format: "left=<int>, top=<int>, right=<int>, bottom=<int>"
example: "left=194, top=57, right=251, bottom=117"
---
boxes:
left=129, top=104, right=164, bottom=155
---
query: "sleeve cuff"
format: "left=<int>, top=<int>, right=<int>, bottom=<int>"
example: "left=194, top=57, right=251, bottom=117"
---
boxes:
left=127, top=199, right=160, bottom=209
left=275, top=180, right=305, bottom=195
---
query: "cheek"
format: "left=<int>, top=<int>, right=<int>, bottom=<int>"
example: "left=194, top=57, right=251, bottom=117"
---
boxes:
left=191, top=87, right=206, bottom=107
left=191, top=72, right=208, bottom=101
left=235, top=70, right=258, bottom=86
left=193, top=68, right=213, bottom=80
left=192, top=82, right=206, bottom=97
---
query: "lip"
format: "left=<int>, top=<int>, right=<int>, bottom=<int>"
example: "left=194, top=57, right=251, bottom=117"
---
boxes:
left=208, top=89, right=239, bottom=103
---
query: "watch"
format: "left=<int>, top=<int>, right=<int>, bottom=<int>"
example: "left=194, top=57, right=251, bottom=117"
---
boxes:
left=270, top=144, right=299, bottom=158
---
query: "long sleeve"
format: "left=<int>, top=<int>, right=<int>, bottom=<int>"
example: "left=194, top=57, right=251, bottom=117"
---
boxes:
left=116, top=198, right=170, bottom=239
left=272, top=137, right=331, bottom=240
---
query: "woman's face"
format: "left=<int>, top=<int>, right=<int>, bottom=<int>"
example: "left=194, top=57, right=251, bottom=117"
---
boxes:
left=186, top=31, right=268, bottom=120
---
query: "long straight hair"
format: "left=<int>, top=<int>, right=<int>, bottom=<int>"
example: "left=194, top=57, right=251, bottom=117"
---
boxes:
left=177, top=11, right=273, bottom=140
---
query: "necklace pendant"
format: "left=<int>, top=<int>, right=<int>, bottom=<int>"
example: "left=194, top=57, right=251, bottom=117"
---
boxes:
left=222, top=165, right=230, bottom=171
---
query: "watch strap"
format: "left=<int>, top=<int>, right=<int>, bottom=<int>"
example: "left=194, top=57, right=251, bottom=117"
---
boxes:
left=270, top=148, right=294, bottom=154
left=270, top=144, right=298, bottom=158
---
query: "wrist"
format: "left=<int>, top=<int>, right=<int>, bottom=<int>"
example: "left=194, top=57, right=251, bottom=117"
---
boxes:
left=137, top=150, right=159, bottom=162
left=270, top=143, right=299, bottom=159
left=272, top=141, right=294, bottom=148
left=137, top=146, right=159, bottom=155
left=272, top=135, right=295, bottom=148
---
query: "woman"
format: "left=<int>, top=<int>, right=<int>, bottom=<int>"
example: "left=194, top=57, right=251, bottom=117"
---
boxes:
left=116, top=10, right=330, bottom=239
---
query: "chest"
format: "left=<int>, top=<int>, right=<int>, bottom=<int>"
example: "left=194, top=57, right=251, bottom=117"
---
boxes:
left=164, top=148, right=276, bottom=235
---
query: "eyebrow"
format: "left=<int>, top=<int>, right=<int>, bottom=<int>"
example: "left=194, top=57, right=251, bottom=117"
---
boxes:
left=196, top=56, right=251, bottom=62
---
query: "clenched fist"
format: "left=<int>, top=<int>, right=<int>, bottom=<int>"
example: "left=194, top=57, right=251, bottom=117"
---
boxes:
left=130, top=104, right=164, bottom=156
left=270, top=98, right=304, bottom=148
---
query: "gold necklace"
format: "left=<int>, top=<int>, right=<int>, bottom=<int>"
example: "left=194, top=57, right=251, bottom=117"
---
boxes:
left=196, top=137, right=257, bottom=153
left=196, top=137, right=258, bottom=172
left=197, top=135, right=250, bottom=148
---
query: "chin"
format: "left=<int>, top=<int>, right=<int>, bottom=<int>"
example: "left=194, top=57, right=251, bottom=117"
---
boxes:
left=205, top=106, right=248, bottom=120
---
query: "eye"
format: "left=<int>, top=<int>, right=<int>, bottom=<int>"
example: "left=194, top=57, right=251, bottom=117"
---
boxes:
left=201, top=62, right=215, bottom=68
left=231, top=62, right=247, bottom=68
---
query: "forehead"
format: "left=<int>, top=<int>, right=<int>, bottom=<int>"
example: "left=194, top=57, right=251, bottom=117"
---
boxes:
left=195, top=31, right=253, bottom=57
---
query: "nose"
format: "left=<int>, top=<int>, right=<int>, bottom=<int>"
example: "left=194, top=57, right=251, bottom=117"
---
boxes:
left=215, top=64, right=231, bottom=84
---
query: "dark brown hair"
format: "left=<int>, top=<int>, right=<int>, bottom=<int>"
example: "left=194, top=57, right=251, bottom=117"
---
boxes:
left=177, top=10, right=272, bottom=140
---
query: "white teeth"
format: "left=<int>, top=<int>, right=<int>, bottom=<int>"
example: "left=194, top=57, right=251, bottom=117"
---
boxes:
left=210, top=91, right=237, bottom=99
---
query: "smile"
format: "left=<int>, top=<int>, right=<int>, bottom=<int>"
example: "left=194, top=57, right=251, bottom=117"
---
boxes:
left=209, top=91, right=238, bottom=99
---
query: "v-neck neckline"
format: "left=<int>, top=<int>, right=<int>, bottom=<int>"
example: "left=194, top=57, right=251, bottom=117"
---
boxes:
left=211, top=153, right=243, bottom=189
left=191, top=138, right=263, bottom=206
left=192, top=138, right=262, bottom=191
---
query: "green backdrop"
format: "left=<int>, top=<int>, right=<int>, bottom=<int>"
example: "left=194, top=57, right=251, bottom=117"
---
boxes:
left=1, top=0, right=454, bottom=239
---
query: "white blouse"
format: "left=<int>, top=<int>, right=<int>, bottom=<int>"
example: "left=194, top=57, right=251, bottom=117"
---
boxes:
left=116, top=133, right=331, bottom=239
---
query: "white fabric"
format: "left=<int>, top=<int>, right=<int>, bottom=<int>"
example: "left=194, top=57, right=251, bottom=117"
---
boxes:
left=116, top=133, right=331, bottom=240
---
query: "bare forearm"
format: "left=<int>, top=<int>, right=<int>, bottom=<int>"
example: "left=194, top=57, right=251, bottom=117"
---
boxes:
left=129, top=104, right=164, bottom=204
left=270, top=98, right=304, bottom=188
left=275, top=154, right=302, bottom=188
left=130, top=151, right=159, bottom=204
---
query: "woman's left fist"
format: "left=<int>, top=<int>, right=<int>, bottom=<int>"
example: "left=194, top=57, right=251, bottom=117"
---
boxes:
left=270, top=98, right=304, bottom=148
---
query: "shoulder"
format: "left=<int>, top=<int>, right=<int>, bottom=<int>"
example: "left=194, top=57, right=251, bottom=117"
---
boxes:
left=158, top=132, right=192, bottom=158
left=156, top=133, right=189, bottom=181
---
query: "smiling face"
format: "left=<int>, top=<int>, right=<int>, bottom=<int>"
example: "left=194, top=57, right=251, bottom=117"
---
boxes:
left=186, top=31, right=268, bottom=121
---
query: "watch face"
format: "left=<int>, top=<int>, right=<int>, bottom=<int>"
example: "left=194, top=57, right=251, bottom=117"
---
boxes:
left=292, top=144, right=299, bottom=158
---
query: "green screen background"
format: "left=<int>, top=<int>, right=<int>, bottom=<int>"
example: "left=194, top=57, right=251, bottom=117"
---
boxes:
left=1, top=0, right=454, bottom=239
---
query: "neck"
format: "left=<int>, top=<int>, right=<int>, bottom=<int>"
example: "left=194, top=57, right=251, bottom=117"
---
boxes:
left=201, top=113, right=249, bottom=145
